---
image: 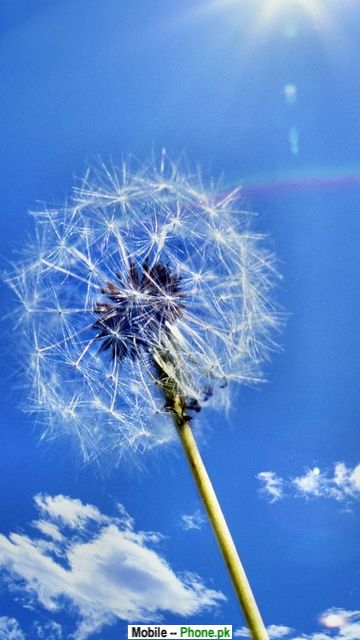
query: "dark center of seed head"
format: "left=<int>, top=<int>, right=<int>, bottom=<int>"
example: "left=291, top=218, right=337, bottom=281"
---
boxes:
left=92, top=259, right=185, bottom=362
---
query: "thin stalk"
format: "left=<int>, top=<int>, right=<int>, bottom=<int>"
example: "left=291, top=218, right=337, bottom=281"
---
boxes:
left=155, top=357, right=268, bottom=640
left=175, top=413, right=268, bottom=639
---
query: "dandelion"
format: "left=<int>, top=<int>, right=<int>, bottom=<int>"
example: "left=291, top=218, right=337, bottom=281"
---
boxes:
left=8, top=153, right=280, bottom=639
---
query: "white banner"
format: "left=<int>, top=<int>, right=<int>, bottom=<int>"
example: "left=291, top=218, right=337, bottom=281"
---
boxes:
left=128, top=625, right=232, bottom=639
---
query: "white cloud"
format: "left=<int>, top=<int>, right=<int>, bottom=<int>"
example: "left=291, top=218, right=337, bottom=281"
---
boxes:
left=293, top=467, right=321, bottom=495
left=180, top=509, right=205, bottom=531
left=32, top=520, right=64, bottom=542
left=33, top=620, right=63, bottom=639
left=236, top=609, right=360, bottom=640
left=0, top=495, right=224, bottom=640
left=339, top=623, right=360, bottom=639
left=233, top=628, right=250, bottom=637
left=320, top=609, right=351, bottom=628
left=34, top=494, right=106, bottom=528
left=0, top=617, right=25, bottom=640
left=267, top=626, right=294, bottom=638
left=290, top=634, right=331, bottom=639
left=257, top=472, right=285, bottom=503
left=316, top=609, right=360, bottom=640
left=234, top=624, right=293, bottom=638
left=257, top=462, right=360, bottom=504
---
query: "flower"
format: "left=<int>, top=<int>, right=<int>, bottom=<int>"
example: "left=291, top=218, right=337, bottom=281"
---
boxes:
left=7, top=154, right=280, bottom=463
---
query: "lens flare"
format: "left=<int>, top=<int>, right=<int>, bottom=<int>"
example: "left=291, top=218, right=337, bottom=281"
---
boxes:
left=319, top=610, right=350, bottom=628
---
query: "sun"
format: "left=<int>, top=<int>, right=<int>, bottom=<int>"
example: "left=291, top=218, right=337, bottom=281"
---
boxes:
left=170, top=0, right=341, bottom=53
left=178, top=0, right=340, bottom=48
left=255, top=0, right=332, bottom=34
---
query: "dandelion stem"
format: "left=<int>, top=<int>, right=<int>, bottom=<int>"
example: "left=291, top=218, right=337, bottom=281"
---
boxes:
left=174, top=416, right=269, bottom=639
left=155, top=358, right=268, bottom=640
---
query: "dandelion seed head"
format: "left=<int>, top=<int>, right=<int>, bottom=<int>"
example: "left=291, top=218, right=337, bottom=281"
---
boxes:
left=7, top=155, right=281, bottom=464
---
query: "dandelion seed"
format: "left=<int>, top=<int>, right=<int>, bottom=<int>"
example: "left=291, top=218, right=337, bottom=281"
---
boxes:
left=8, top=155, right=279, bottom=461
left=7, top=154, right=281, bottom=639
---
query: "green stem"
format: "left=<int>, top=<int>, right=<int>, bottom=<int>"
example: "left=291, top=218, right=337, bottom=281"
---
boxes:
left=155, top=357, right=268, bottom=639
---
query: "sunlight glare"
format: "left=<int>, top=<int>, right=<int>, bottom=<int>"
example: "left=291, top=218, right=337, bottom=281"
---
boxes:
left=258, top=0, right=328, bottom=30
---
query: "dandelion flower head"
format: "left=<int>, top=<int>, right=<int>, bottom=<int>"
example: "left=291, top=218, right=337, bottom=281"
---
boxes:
left=9, top=155, right=280, bottom=462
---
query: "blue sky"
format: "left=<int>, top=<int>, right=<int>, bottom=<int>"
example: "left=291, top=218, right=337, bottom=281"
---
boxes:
left=1, top=1, right=360, bottom=639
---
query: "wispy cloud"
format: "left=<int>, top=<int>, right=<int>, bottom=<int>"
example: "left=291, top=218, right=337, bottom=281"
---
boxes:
left=235, top=609, right=360, bottom=640
left=33, top=620, right=63, bottom=639
left=0, top=495, right=225, bottom=639
left=180, top=509, right=205, bottom=531
left=257, top=472, right=285, bottom=503
left=0, top=615, right=63, bottom=640
left=33, top=493, right=108, bottom=528
left=257, top=462, right=360, bottom=504
left=234, top=624, right=293, bottom=638
left=0, top=617, right=25, bottom=640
